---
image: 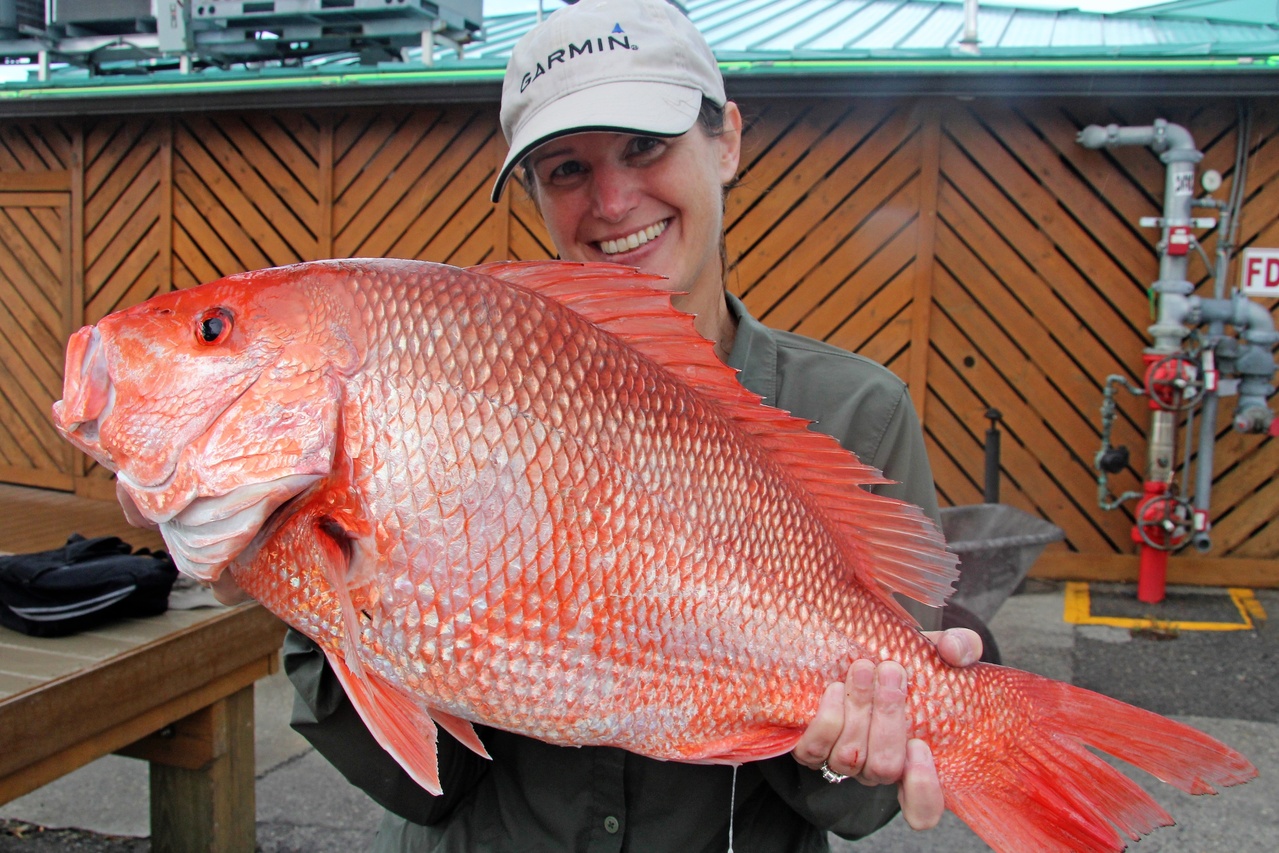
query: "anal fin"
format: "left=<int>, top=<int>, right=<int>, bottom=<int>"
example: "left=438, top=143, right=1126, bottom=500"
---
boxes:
left=678, top=725, right=801, bottom=765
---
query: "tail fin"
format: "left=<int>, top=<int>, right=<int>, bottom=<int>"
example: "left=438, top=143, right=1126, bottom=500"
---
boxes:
left=939, top=666, right=1257, bottom=853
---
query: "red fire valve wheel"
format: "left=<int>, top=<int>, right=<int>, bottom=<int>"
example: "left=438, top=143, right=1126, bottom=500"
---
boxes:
left=1144, top=354, right=1203, bottom=412
left=1134, top=494, right=1194, bottom=551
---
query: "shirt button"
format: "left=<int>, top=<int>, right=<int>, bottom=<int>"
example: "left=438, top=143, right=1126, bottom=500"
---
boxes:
left=603, top=815, right=620, bottom=834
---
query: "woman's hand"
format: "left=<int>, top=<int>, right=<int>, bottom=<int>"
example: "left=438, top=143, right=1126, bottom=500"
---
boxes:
left=207, top=569, right=253, bottom=605
left=791, top=627, right=984, bottom=830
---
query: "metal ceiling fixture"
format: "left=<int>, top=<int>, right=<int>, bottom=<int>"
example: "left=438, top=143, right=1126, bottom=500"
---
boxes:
left=0, top=0, right=483, bottom=76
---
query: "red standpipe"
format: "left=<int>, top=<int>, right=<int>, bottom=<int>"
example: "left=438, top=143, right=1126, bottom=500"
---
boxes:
left=1132, top=482, right=1171, bottom=604
left=1133, top=352, right=1182, bottom=605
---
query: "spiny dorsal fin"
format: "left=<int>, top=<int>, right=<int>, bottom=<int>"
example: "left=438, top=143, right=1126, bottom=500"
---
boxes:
left=469, top=260, right=958, bottom=621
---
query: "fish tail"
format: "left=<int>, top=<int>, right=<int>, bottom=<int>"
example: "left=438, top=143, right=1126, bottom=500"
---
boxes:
left=939, top=666, right=1257, bottom=853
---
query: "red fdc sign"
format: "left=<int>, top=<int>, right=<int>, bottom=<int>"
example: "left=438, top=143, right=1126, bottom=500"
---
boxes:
left=1240, top=248, right=1279, bottom=297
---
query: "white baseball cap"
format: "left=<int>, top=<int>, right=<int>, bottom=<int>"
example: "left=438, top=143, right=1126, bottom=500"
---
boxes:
left=491, top=0, right=726, bottom=202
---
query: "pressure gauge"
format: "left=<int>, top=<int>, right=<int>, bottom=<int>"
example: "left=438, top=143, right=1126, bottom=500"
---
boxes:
left=1201, top=169, right=1223, bottom=193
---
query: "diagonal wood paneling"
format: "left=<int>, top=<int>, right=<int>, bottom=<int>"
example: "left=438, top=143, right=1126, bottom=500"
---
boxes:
left=932, top=104, right=1149, bottom=555
left=0, top=192, right=72, bottom=489
left=0, top=121, right=73, bottom=172
left=172, top=113, right=321, bottom=286
left=731, top=100, right=926, bottom=381
left=936, top=102, right=1132, bottom=553
left=83, top=119, right=166, bottom=324
left=332, top=107, right=504, bottom=266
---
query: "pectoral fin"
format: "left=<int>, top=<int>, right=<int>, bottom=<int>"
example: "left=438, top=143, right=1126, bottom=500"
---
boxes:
left=315, top=507, right=376, bottom=681
left=313, top=489, right=490, bottom=795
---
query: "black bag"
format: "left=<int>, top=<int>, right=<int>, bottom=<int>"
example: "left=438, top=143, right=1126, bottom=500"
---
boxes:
left=0, top=533, right=179, bottom=637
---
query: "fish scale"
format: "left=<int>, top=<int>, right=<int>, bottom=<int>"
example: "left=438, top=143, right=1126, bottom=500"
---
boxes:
left=52, top=257, right=1255, bottom=853
left=358, top=299, right=834, bottom=745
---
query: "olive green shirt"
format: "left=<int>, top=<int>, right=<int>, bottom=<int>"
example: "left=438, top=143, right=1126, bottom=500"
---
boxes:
left=284, top=293, right=943, bottom=852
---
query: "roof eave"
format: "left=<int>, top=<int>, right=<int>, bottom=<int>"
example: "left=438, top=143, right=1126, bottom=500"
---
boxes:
left=0, top=55, right=1275, bottom=118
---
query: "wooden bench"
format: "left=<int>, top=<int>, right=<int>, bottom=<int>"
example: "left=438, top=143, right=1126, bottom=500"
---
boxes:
left=0, top=603, right=287, bottom=851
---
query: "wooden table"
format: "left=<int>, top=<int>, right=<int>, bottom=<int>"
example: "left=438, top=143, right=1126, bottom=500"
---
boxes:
left=0, top=603, right=287, bottom=851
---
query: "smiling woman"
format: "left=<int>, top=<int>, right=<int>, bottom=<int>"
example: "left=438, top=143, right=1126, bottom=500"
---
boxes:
left=519, top=124, right=742, bottom=355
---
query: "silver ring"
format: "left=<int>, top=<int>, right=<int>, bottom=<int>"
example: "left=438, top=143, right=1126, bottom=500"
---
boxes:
left=820, top=761, right=849, bottom=784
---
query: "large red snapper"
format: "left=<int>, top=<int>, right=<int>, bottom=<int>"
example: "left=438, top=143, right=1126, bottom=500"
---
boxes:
left=53, top=258, right=1253, bottom=852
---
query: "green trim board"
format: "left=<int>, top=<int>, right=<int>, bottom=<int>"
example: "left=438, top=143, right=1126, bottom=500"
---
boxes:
left=0, top=55, right=1273, bottom=105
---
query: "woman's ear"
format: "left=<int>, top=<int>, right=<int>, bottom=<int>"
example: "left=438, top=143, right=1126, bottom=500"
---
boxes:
left=718, top=101, right=744, bottom=184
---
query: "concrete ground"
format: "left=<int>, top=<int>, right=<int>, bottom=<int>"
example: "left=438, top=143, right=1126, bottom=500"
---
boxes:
left=2, top=580, right=1275, bottom=852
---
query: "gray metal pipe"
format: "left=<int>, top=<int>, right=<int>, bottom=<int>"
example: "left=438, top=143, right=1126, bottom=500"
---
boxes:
left=1078, top=120, right=1204, bottom=518
left=1191, top=295, right=1279, bottom=432
left=1191, top=390, right=1218, bottom=552
left=1084, top=120, right=1202, bottom=358
left=1191, top=293, right=1279, bottom=345
left=1077, top=120, right=1197, bottom=155
left=1079, top=120, right=1203, bottom=356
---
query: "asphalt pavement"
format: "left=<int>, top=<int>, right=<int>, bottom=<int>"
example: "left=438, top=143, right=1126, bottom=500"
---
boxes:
left=2, top=580, right=1275, bottom=852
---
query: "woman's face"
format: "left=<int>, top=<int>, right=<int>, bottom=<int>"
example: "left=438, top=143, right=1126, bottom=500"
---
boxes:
left=523, top=103, right=742, bottom=326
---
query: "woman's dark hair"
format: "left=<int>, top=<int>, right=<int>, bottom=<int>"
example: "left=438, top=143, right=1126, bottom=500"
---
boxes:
left=696, top=97, right=728, bottom=137
left=696, top=98, right=736, bottom=284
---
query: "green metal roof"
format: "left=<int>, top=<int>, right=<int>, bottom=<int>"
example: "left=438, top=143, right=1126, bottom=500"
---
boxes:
left=1127, top=0, right=1279, bottom=26
left=1, top=0, right=1276, bottom=115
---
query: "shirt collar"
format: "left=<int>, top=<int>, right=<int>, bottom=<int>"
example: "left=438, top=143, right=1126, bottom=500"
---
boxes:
left=725, top=292, right=778, bottom=407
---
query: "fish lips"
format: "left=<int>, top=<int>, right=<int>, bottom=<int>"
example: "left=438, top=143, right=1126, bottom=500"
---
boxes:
left=52, top=325, right=118, bottom=469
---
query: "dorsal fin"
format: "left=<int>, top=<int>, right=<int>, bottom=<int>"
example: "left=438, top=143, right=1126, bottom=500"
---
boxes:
left=469, top=260, right=958, bottom=622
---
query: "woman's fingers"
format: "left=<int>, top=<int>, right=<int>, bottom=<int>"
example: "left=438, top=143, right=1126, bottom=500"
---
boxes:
left=898, top=739, right=945, bottom=830
left=850, top=661, right=908, bottom=785
left=792, top=680, right=847, bottom=769
left=825, top=658, right=875, bottom=777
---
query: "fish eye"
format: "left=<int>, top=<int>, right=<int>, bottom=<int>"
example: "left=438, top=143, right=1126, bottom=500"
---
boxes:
left=196, top=308, right=233, bottom=346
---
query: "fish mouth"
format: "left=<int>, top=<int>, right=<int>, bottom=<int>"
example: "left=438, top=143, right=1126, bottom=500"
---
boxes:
left=70, top=344, right=275, bottom=512
left=116, top=467, right=201, bottom=524
left=597, top=219, right=668, bottom=256
left=56, top=304, right=341, bottom=585
left=52, top=326, right=117, bottom=468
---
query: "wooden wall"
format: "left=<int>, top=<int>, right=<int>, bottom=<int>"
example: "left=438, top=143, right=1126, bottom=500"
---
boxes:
left=0, top=92, right=1274, bottom=584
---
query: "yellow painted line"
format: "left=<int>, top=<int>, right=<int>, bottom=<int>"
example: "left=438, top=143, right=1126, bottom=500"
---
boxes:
left=1241, top=592, right=1269, bottom=623
left=1063, top=582, right=1265, bottom=632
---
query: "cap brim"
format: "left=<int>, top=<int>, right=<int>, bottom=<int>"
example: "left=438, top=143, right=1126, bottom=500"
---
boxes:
left=490, top=80, right=704, bottom=203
